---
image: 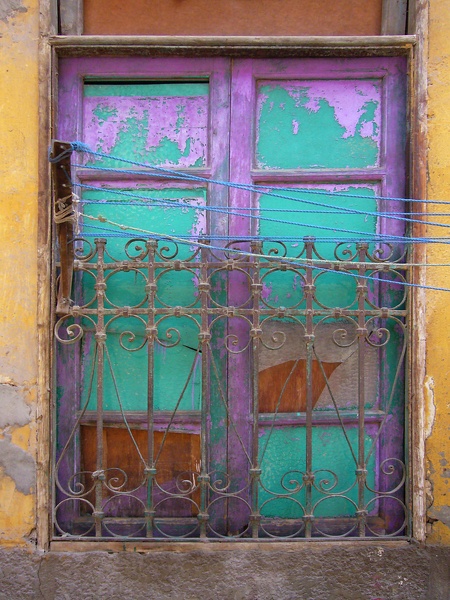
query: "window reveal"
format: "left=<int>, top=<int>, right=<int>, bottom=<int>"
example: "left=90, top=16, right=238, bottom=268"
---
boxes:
left=54, top=56, right=408, bottom=539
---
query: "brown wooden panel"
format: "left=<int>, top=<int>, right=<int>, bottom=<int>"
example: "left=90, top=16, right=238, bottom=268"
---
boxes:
left=259, top=359, right=340, bottom=413
left=84, top=0, right=382, bottom=36
left=80, top=426, right=200, bottom=516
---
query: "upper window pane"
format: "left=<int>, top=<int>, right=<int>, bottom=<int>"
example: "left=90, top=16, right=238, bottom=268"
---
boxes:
left=83, top=81, right=210, bottom=169
left=255, top=78, right=382, bottom=169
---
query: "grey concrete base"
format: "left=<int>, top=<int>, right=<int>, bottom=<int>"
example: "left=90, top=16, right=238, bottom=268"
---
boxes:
left=0, top=543, right=448, bottom=599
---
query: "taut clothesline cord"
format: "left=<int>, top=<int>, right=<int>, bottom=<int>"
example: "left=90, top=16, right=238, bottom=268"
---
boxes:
left=50, top=142, right=450, bottom=290
left=80, top=219, right=447, bottom=245
left=63, top=143, right=444, bottom=204
left=73, top=182, right=411, bottom=241
left=54, top=143, right=450, bottom=236
left=79, top=210, right=450, bottom=293
left=79, top=221, right=450, bottom=267
left=74, top=178, right=450, bottom=232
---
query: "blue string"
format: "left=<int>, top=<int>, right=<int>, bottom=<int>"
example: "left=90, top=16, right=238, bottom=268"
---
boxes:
left=74, top=179, right=450, bottom=232
left=71, top=141, right=92, bottom=154
left=77, top=197, right=446, bottom=216
left=69, top=145, right=448, bottom=205
left=48, top=142, right=450, bottom=292
left=73, top=225, right=450, bottom=294
left=72, top=161, right=415, bottom=221
left=45, top=141, right=450, bottom=243
left=80, top=221, right=448, bottom=246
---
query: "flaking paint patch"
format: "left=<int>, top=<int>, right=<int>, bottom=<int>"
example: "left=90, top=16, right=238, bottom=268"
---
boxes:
left=0, top=436, right=35, bottom=494
left=0, top=382, right=31, bottom=428
left=424, top=375, right=436, bottom=439
left=428, top=505, right=450, bottom=528
left=256, top=80, right=380, bottom=169
left=0, top=0, right=27, bottom=23
left=83, top=84, right=208, bottom=168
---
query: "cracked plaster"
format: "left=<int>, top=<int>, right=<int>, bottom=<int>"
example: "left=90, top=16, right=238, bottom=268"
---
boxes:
left=0, top=437, right=35, bottom=495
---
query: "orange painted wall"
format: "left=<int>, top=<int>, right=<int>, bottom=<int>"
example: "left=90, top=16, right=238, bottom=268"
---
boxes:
left=84, top=0, right=382, bottom=36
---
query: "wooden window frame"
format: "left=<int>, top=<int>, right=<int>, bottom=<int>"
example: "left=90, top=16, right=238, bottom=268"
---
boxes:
left=37, top=0, right=428, bottom=552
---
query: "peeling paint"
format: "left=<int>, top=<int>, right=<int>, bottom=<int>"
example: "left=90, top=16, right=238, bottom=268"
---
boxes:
left=0, top=474, right=35, bottom=543
left=428, top=505, right=450, bottom=528
left=256, top=79, right=380, bottom=169
left=424, top=375, right=436, bottom=439
left=425, top=478, right=434, bottom=510
left=0, top=0, right=39, bottom=542
left=0, top=382, right=31, bottom=428
left=0, top=0, right=27, bottom=24
left=83, top=82, right=209, bottom=168
left=0, top=437, right=35, bottom=495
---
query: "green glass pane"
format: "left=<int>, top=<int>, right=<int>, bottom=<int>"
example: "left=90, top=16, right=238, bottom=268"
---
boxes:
left=259, top=426, right=376, bottom=518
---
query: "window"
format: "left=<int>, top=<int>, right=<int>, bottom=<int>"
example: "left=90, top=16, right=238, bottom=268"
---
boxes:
left=53, top=56, right=408, bottom=540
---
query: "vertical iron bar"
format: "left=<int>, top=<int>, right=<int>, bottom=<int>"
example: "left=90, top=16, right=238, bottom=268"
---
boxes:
left=250, top=241, right=262, bottom=538
left=145, top=240, right=158, bottom=537
left=198, top=243, right=211, bottom=537
left=304, top=238, right=315, bottom=538
left=93, top=238, right=106, bottom=537
left=357, top=243, right=369, bottom=536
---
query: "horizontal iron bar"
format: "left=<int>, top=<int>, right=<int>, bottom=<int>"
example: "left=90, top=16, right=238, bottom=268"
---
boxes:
left=78, top=410, right=386, bottom=427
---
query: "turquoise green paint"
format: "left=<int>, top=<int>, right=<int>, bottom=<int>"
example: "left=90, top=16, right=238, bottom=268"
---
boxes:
left=83, top=327, right=202, bottom=412
left=257, top=86, right=379, bottom=169
left=356, top=100, right=378, bottom=137
left=258, top=426, right=376, bottom=518
left=122, top=134, right=191, bottom=167
left=93, top=105, right=118, bottom=123
left=259, top=186, right=377, bottom=308
left=98, top=134, right=196, bottom=168
left=84, top=82, right=209, bottom=98
left=88, top=111, right=150, bottom=169
left=82, top=187, right=206, bottom=260
left=88, top=113, right=205, bottom=169
left=80, top=187, right=206, bottom=412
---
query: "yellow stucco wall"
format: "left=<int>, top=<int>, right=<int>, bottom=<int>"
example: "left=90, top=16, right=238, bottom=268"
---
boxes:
left=0, top=0, right=39, bottom=544
left=426, top=0, right=450, bottom=544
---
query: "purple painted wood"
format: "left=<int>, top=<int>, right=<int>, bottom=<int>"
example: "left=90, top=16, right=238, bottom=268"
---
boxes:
left=55, top=55, right=408, bottom=537
left=56, top=56, right=232, bottom=535
left=227, top=57, right=407, bottom=534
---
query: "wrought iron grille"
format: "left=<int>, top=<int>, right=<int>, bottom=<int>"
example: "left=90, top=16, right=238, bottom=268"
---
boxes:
left=54, top=237, right=408, bottom=540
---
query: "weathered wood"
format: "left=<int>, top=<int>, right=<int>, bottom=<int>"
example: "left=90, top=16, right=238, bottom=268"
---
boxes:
left=409, top=0, right=428, bottom=544
left=36, top=0, right=57, bottom=552
left=381, top=0, right=408, bottom=35
left=50, top=140, right=75, bottom=315
left=50, top=539, right=411, bottom=552
left=80, top=427, right=201, bottom=517
left=50, top=35, right=416, bottom=59
left=55, top=54, right=410, bottom=538
left=59, top=0, right=83, bottom=35
left=259, top=360, right=340, bottom=413
left=80, top=411, right=201, bottom=427
left=407, top=0, right=418, bottom=34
